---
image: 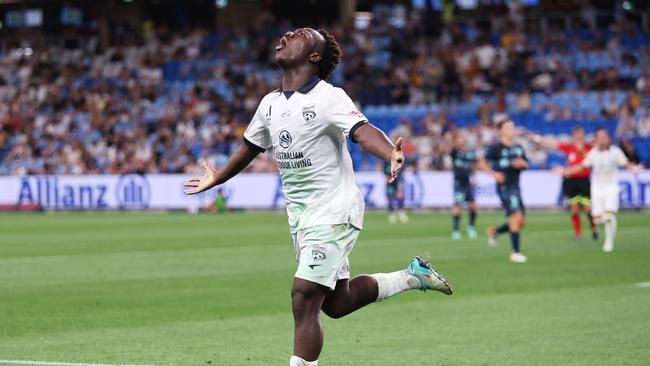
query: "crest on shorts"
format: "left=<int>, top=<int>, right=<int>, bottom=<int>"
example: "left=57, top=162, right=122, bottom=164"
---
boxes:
left=302, top=103, right=316, bottom=121
left=312, top=244, right=327, bottom=261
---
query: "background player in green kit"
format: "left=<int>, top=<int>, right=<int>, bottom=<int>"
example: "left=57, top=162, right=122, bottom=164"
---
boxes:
left=383, top=161, right=409, bottom=223
left=182, top=27, right=453, bottom=366
left=450, top=132, right=478, bottom=240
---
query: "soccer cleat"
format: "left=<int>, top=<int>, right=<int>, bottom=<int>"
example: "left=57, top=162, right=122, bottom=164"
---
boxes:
left=592, top=229, right=599, bottom=241
left=407, top=256, right=453, bottom=295
left=574, top=234, right=583, bottom=241
left=603, top=241, right=613, bottom=252
left=398, top=210, right=409, bottom=223
left=486, top=226, right=497, bottom=247
left=451, top=231, right=462, bottom=240
left=509, top=252, right=527, bottom=263
left=467, top=226, right=478, bottom=239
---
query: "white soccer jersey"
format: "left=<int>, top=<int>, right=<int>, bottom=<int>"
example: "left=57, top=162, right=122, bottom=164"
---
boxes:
left=244, top=76, right=368, bottom=233
left=582, top=145, right=628, bottom=187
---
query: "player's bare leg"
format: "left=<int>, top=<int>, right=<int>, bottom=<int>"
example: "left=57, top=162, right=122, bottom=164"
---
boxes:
left=452, top=204, right=462, bottom=240
left=321, top=277, right=379, bottom=318
left=291, top=278, right=329, bottom=364
left=292, top=260, right=453, bottom=364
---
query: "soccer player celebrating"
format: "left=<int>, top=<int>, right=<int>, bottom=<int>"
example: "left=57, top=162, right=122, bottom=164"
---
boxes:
left=556, top=128, right=643, bottom=252
left=183, top=28, right=452, bottom=366
left=532, top=126, right=598, bottom=241
left=383, top=160, right=409, bottom=223
left=450, top=132, right=479, bottom=240
left=479, top=116, right=528, bottom=263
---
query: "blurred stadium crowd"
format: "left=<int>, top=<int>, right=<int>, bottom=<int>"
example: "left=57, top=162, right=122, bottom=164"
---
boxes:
left=0, top=10, right=649, bottom=175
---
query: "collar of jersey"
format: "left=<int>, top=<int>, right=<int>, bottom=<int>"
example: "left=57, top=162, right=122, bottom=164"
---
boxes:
left=279, top=75, right=322, bottom=98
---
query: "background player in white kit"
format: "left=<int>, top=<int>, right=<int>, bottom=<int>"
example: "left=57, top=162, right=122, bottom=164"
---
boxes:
left=182, top=27, right=453, bottom=366
left=557, top=128, right=643, bottom=252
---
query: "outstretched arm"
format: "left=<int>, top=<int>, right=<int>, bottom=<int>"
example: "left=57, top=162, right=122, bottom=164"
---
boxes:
left=183, top=142, right=262, bottom=195
left=530, top=133, right=560, bottom=150
left=352, top=123, right=403, bottom=183
left=625, top=162, right=644, bottom=173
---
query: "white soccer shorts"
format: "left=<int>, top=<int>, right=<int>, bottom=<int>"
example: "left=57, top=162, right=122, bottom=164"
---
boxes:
left=591, top=183, right=619, bottom=217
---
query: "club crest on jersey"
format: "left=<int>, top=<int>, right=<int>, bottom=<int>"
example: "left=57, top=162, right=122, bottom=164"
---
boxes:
left=279, top=130, right=292, bottom=148
left=302, top=103, right=316, bottom=121
left=312, top=244, right=327, bottom=261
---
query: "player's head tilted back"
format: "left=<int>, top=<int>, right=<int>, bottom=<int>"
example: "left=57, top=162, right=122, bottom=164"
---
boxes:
left=274, top=27, right=342, bottom=80
left=595, top=128, right=610, bottom=149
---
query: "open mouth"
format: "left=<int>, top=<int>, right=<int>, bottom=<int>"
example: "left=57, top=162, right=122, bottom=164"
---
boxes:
left=275, top=38, right=287, bottom=51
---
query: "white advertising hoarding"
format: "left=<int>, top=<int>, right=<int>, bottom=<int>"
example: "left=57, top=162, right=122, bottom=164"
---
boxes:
left=0, top=171, right=649, bottom=210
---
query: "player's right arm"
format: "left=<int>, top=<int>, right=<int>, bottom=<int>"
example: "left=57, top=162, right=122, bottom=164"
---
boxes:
left=183, top=144, right=262, bottom=195
left=183, top=101, right=270, bottom=195
left=477, top=145, right=505, bottom=184
left=530, top=133, right=560, bottom=150
left=556, top=149, right=593, bottom=176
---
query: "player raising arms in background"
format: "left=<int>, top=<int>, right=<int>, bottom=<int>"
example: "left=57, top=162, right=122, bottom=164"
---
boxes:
left=183, top=27, right=452, bottom=366
left=479, top=116, right=528, bottom=263
left=450, top=132, right=479, bottom=240
left=556, top=128, right=643, bottom=252
left=531, top=126, right=598, bottom=241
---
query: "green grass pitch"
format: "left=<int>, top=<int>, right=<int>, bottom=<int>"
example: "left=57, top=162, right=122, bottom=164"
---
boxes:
left=1, top=211, right=649, bottom=365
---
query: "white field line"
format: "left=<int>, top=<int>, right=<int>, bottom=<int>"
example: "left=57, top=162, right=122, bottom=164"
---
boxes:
left=634, top=281, right=650, bottom=288
left=0, top=360, right=153, bottom=366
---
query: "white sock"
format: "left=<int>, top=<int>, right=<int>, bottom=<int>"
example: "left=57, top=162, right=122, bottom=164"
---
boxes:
left=290, top=356, right=317, bottom=366
left=604, top=213, right=617, bottom=247
left=371, top=270, right=420, bottom=302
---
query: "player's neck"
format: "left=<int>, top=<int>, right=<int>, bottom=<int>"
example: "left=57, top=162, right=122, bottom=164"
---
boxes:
left=281, top=66, right=317, bottom=91
left=502, top=137, right=514, bottom=146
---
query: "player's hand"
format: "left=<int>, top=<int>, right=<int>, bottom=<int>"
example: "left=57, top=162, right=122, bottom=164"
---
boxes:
left=493, top=172, right=506, bottom=184
left=389, top=137, right=404, bottom=183
left=552, top=166, right=565, bottom=176
left=631, top=164, right=644, bottom=174
left=511, top=157, right=528, bottom=169
left=183, top=161, right=220, bottom=195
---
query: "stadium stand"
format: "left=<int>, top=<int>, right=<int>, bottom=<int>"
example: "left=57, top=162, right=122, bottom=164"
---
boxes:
left=0, top=13, right=649, bottom=175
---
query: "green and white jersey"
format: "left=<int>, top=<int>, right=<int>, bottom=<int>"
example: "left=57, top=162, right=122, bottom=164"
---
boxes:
left=244, top=76, right=367, bottom=233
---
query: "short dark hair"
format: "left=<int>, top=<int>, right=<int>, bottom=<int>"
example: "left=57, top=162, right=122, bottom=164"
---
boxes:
left=572, top=126, right=584, bottom=133
left=316, top=29, right=342, bottom=80
left=595, top=127, right=607, bottom=134
left=496, top=119, right=512, bottom=130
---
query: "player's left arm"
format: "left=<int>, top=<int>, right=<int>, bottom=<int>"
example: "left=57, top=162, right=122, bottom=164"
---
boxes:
left=327, top=87, right=403, bottom=182
left=511, top=147, right=528, bottom=170
left=353, top=123, right=404, bottom=183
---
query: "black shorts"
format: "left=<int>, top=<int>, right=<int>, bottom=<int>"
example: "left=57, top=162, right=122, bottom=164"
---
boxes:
left=562, top=177, right=591, bottom=202
left=454, top=183, right=475, bottom=204
left=497, top=185, right=525, bottom=216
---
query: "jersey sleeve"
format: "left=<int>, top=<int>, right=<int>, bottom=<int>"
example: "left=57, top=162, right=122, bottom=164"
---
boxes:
left=243, top=102, right=271, bottom=152
left=519, top=145, right=528, bottom=161
left=326, top=87, right=368, bottom=142
left=615, top=147, right=629, bottom=167
left=582, top=150, right=595, bottom=167
left=484, top=145, right=498, bottom=162
left=558, top=143, right=575, bottom=154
